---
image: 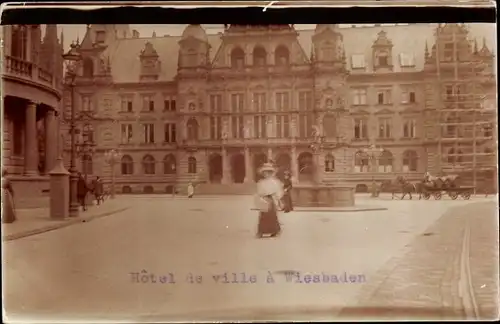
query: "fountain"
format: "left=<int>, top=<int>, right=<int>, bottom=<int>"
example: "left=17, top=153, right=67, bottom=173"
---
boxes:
left=291, top=121, right=356, bottom=208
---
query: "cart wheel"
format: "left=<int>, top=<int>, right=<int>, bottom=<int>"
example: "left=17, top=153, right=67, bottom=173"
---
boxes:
left=462, top=192, right=471, bottom=200
left=434, top=192, right=442, bottom=200
left=423, top=192, right=430, bottom=200
left=449, top=191, right=458, bottom=200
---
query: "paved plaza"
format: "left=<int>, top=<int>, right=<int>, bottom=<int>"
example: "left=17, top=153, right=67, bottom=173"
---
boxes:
left=2, top=194, right=498, bottom=322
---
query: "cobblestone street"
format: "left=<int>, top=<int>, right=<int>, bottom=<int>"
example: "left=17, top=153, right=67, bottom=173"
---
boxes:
left=3, top=195, right=498, bottom=322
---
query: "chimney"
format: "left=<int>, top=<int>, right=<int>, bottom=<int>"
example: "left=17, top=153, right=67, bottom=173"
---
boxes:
left=132, top=30, right=140, bottom=38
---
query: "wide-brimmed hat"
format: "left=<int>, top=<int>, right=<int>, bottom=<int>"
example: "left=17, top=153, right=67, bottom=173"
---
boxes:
left=259, top=162, right=276, bottom=174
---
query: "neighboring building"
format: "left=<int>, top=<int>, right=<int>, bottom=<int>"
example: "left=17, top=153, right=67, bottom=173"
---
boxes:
left=2, top=25, right=65, bottom=204
left=62, top=24, right=496, bottom=194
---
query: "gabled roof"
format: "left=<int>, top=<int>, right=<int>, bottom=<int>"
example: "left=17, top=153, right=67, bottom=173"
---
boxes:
left=99, top=24, right=494, bottom=84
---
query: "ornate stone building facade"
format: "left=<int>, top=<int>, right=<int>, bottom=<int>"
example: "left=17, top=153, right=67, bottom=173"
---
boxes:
left=62, top=24, right=496, bottom=194
left=2, top=25, right=65, bottom=203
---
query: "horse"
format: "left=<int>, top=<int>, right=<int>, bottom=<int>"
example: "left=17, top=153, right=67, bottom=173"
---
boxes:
left=389, top=175, right=417, bottom=200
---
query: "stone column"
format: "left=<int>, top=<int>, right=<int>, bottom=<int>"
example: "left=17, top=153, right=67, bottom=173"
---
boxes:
left=24, top=101, right=38, bottom=176
left=291, top=146, right=299, bottom=183
left=45, top=109, right=57, bottom=173
left=267, top=147, right=273, bottom=162
left=244, top=147, right=251, bottom=183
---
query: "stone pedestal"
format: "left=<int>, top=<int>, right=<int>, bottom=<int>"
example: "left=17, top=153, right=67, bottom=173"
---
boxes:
left=49, top=158, right=70, bottom=219
left=292, top=184, right=355, bottom=208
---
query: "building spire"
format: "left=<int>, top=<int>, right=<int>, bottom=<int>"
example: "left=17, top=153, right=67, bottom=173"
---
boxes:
left=424, top=41, right=429, bottom=60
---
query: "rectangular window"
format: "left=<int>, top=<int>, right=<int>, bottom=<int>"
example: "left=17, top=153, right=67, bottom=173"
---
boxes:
left=253, top=93, right=266, bottom=112
left=231, top=93, right=244, bottom=113
left=445, top=85, right=454, bottom=100
left=164, top=123, right=176, bottom=143
left=298, top=91, right=313, bottom=111
left=231, top=116, right=244, bottom=138
left=210, top=94, right=223, bottom=113
left=275, top=92, right=290, bottom=112
left=253, top=115, right=267, bottom=138
left=298, top=114, right=313, bottom=138
left=275, top=115, right=290, bottom=138
left=376, top=89, right=392, bottom=105
left=143, top=95, right=154, bottom=111
left=401, top=88, right=417, bottom=103
left=403, top=119, right=417, bottom=138
left=351, top=54, right=366, bottom=69
left=378, top=118, right=392, bottom=139
left=210, top=116, right=222, bottom=139
left=121, top=97, right=133, bottom=112
left=121, top=124, right=133, bottom=143
left=354, top=119, right=368, bottom=139
left=351, top=89, right=368, bottom=105
left=142, top=123, right=155, bottom=143
left=399, top=53, right=415, bottom=67
left=164, top=100, right=170, bottom=111
left=82, top=96, right=93, bottom=112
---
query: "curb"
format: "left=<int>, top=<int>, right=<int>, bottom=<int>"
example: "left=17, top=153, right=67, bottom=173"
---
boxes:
left=3, top=207, right=130, bottom=242
left=250, top=207, right=388, bottom=213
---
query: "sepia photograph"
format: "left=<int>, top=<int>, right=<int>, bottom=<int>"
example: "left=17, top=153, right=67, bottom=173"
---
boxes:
left=2, top=17, right=498, bottom=322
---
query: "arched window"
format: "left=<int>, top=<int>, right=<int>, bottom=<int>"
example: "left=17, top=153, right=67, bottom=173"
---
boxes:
left=230, top=47, right=245, bottom=69
left=275, top=45, right=290, bottom=66
left=187, top=118, right=199, bottom=140
left=163, top=154, right=176, bottom=174
left=82, top=124, right=94, bottom=143
left=378, top=150, right=393, bottom=172
left=142, top=154, right=156, bottom=175
left=354, top=151, right=369, bottom=173
left=188, top=156, right=197, bottom=174
left=325, top=154, right=335, bottom=172
left=402, top=150, right=418, bottom=172
left=83, top=58, right=94, bottom=78
left=253, top=46, right=267, bottom=66
left=121, top=155, right=134, bottom=175
left=82, top=154, right=93, bottom=175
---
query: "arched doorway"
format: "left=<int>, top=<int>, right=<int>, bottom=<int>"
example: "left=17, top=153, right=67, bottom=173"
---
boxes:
left=231, top=153, right=246, bottom=183
left=122, top=186, right=132, bottom=194
left=144, top=185, right=154, bottom=194
left=253, top=153, right=268, bottom=182
left=275, top=153, right=291, bottom=179
left=297, top=152, right=314, bottom=182
left=208, top=153, right=223, bottom=183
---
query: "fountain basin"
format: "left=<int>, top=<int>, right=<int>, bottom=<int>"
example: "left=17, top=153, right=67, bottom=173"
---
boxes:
left=292, top=184, right=355, bottom=208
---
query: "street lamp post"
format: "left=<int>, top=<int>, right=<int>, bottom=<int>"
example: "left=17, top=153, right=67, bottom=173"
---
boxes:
left=62, top=42, right=82, bottom=217
left=76, top=139, right=96, bottom=179
left=104, top=149, right=123, bottom=199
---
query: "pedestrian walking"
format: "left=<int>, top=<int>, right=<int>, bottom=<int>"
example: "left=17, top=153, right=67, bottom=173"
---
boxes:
left=255, top=162, right=284, bottom=238
left=187, top=182, right=194, bottom=198
left=77, top=172, right=90, bottom=211
left=2, top=168, right=17, bottom=223
left=92, top=176, right=104, bottom=205
left=281, top=171, right=294, bottom=213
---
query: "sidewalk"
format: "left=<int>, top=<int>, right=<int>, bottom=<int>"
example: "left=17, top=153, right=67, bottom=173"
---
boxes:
left=2, top=198, right=132, bottom=242
left=339, top=201, right=498, bottom=320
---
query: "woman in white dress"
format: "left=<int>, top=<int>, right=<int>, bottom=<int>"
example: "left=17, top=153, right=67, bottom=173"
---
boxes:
left=255, top=163, right=284, bottom=238
left=187, top=182, right=194, bottom=198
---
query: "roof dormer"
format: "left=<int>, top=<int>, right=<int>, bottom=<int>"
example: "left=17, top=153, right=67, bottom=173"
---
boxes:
left=139, top=42, right=161, bottom=81
left=372, top=30, right=393, bottom=72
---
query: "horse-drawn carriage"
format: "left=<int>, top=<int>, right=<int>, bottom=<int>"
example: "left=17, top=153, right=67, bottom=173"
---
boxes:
left=419, top=172, right=474, bottom=200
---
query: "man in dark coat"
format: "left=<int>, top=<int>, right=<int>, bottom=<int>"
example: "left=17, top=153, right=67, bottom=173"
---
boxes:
left=91, top=176, right=104, bottom=205
left=77, top=172, right=89, bottom=211
left=281, top=171, right=294, bottom=213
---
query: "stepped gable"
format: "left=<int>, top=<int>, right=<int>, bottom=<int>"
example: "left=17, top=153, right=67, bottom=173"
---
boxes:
left=100, top=24, right=495, bottom=83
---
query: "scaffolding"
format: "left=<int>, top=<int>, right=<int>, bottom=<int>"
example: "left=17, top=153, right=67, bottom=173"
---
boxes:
left=433, top=24, right=496, bottom=192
